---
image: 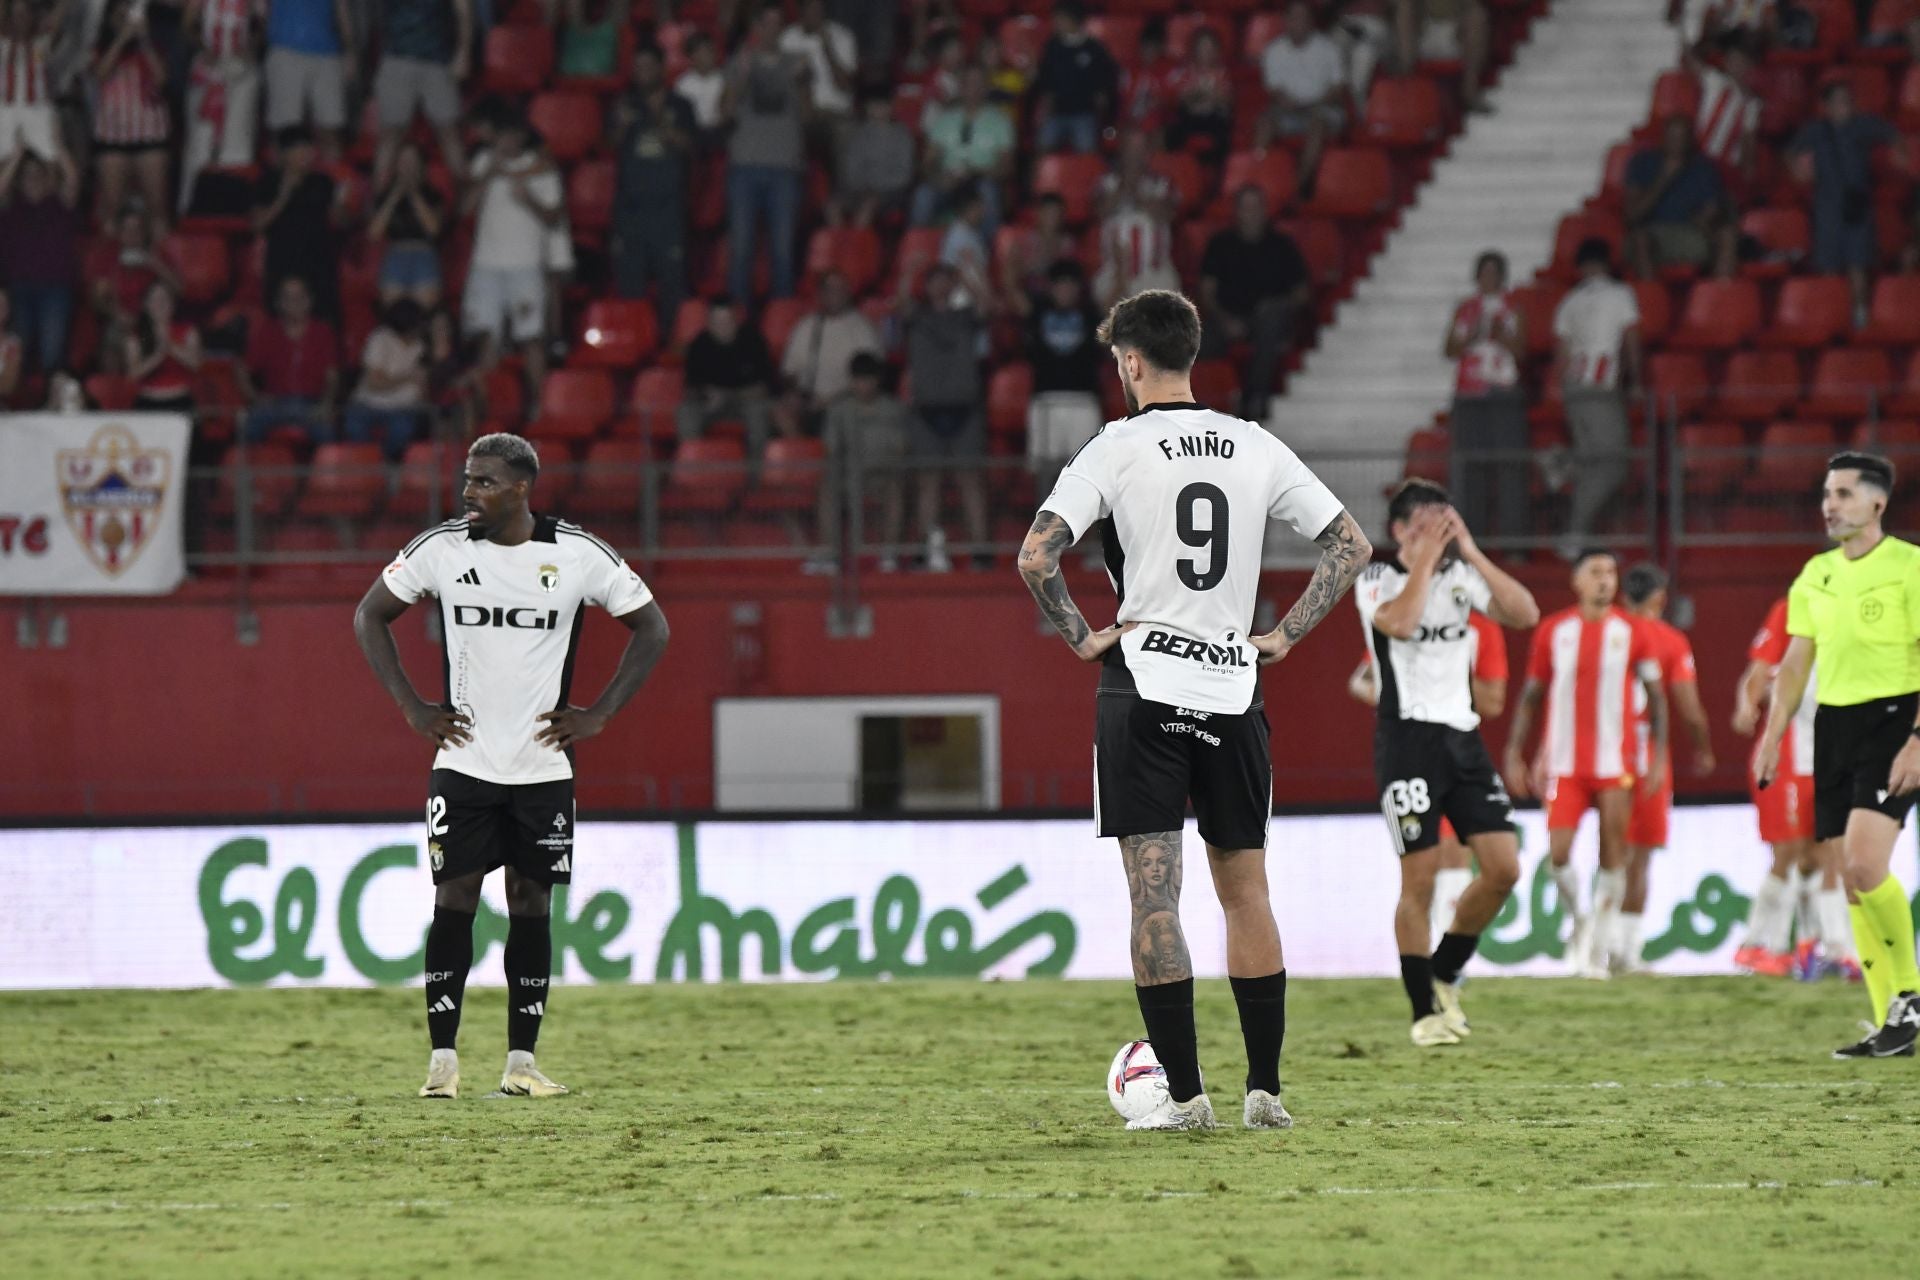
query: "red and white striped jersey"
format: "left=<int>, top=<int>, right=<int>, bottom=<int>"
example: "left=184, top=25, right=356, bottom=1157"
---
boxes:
left=0, top=33, right=50, bottom=106
left=198, top=0, right=261, bottom=61
left=1100, top=209, right=1178, bottom=291
left=1632, top=614, right=1697, bottom=774
left=92, top=51, right=169, bottom=146
left=1527, top=606, right=1662, bottom=779
left=1450, top=291, right=1521, bottom=395
left=1749, top=595, right=1817, bottom=777
left=1552, top=275, right=1640, bottom=391
left=1695, top=66, right=1757, bottom=166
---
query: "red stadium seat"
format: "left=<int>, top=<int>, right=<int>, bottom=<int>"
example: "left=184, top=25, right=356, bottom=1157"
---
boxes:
left=1757, top=64, right=1810, bottom=138
left=987, top=362, right=1034, bottom=437
left=1677, top=421, right=1748, bottom=496
left=1032, top=153, right=1109, bottom=224
left=758, top=296, right=810, bottom=361
left=529, top=91, right=602, bottom=163
left=745, top=436, right=826, bottom=512
left=571, top=439, right=649, bottom=518
left=215, top=443, right=301, bottom=517
left=1548, top=209, right=1626, bottom=278
left=1801, top=347, right=1893, bottom=419
left=1303, top=149, right=1394, bottom=218
left=1855, top=420, right=1920, bottom=471
left=1822, top=65, right=1890, bottom=120
left=1361, top=77, right=1445, bottom=148
left=1189, top=358, right=1240, bottom=409
left=664, top=437, right=748, bottom=514
left=568, top=159, right=615, bottom=236
left=1084, top=16, right=1142, bottom=66
left=1752, top=421, right=1838, bottom=494
left=997, top=15, right=1046, bottom=72
left=1900, top=65, right=1920, bottom=132
left=1632, top=280, right=1672, bottom=345
left=1647, top=70, right=1700, bottom=123
left=1739, top=207, right=1810, bottom=278
left=1597, top=142, right=1635, bottom=208
left=163, top=233, right=231, bottom=305
left=668, top=298, right=709, bottom=355
left=620, top=365, right=684, bottom=441
left=481, top=366, right=527, bottom=425
left=1507, top=283, right=1566, bottom=359
left=1858, top=276, right=1920, bottom=346
left=1166, top=14, right=1234, bottom=61
left=1646, top=352, right=1713, bottom=417
left=1243, top=14, right=1287, bottom=62
left=805, top=226, right=882, bottom=296
left=1715, top=350, right=1804, bottom=421
left=1220, top=149, right=1299, bottom=213
left=84, top=373, right=137, bottom=410
left=528, top=369, right=616, bottom=440
left=1668, top=279, right=1762, bottom=350
left=575, top=300, right=659, bottom=369
left=389, top=440, right=460, bottom=520
left=1889, top=350, right=1920, bottom=416
left=1277, top=217, right=1344, bottom=290
left=299, top=443, right=386, bottom=519
left=483, top=24, right=554, bottom=95
left=1404, top=426, right=1449, bottom=484
left=1758, top=276, right=1852, bottom=349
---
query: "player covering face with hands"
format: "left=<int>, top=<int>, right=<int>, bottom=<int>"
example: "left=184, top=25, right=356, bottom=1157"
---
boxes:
left=1018, top=288, right=1370, bottom=1131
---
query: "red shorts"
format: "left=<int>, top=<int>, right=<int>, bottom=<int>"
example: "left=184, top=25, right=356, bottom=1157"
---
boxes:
left=1753, top=772, right=1814, bottom=844
left=1628, top=780, right=1672, bottom=848
left=1438, top=817, right=1457, bottom=843
left=1545, top=773, right=1635, bottom=832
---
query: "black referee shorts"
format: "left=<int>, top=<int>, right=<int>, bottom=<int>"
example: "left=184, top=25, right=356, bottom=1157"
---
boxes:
left=427, top=769, right=576, bottom=886
left=1093, top=690, right=1272, bottom=851
left=1812, top=693, right=1920, bottom=841
left=1373, top=721, right=1516, bottom=856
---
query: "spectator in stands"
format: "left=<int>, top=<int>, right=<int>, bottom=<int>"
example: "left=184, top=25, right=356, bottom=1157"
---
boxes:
left=1031, top=2, right=1116, bottom=155
left=780, top=0, right=857, bottom=138
left=369, top=141, right=446, bottom=309
left=829, top=0, right=895, bottom=77
left=1120, top=20, right=1176, bottom=138
left=372, top=0, right=470, bottom=190
left=780, top=266, right=881, bottom=423
left=938, top=183, right=991, bottom=284
left=1094, top=127, right=1169, bottom=221
left=1552, top=237, right=1642, bottom=553
left=1258, top=1, right=1347, bottom=196
left=1395, top=0, right=1489, bottom=114
left=0, top=0, right=65, bottom=167
left=808, top=349, right=908, bottom=573
left=1335, top=0, right=1396, bottom=103
left=997, top=193, right=1076, bottom=315
left=263, top=0, right=355, bottom=159
left=1624, top=115, right=1737, bottom=280
left=1200, top=186, right=1311, bottom=421
left=90, top=0, right=172, bottom=228
left=912, top=64, right=1014, bottom=233
left=1792, top=80, right=1901, bottom=328
left=125, top=279, right=200, bottom=413
left=917, top=28, right=965, bottom=117
left=1688, top=33, right=1759, bottom=179
left=1444, top=249, right=1527, bottom=541
left=899, top=259, right=989, bottom=572
left=179, top=0, right=262, bottom=217
left=242, top=274, right=340, bottom=443
left=830, top=86, right=914, bottom=228
left=674, top=32, right=728, bottom=149
left=1166, top=26, right=1233, bottom=163
left=0, top=287, right=20, bottom=403
left=677, top=294, right=776, bottom=457
left=92, top=204, right=178, bottom=375
left=254, top=125, right=346, bottom=321
left=611, top=41, right=694, bottom=329
left=554, top=0, right=629, bottom=81
left=724, top=2, right=810, bottom=301
left=978, top=31, right=1026, bottom=121
left=0, top=147, right=80, bottom=374
left=461, top=105, right=564, bottom=390
left=1025, top=260, right=1102, bottom=494
left=1092, top=137, right=1178, bottom=309
left=344, top=299, right=430, bottom=459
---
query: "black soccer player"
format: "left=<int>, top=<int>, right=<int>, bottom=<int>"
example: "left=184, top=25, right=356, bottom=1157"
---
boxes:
left=1353, top=480, right=1537, bottom=1045
left=354, top=433, right=670, bottom=1098
left=1018, top=290, right=1370, bottom=1131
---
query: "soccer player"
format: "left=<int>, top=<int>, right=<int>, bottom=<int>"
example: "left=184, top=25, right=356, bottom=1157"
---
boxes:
left=1354, top=481, right=1538, bottom=1045
left=1349, top=588, right=1513, bottom=939
left=1503, top=549, right=1668, bottom=979
left=353, top=433, right=671, bottom=1098
left=1017, top=289, right=1368, bottom=1131
left=1757, top=452, right=1920, bottom=1058
left=1733, top=595, right=1839, bottom=978
left=1614, top=564, right=1715, bottom=974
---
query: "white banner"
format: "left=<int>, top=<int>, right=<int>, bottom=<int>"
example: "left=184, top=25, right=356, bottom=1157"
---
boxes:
left=0, top=413, right=189, bottom=595
left=4, top=806, right=1910, bottom=989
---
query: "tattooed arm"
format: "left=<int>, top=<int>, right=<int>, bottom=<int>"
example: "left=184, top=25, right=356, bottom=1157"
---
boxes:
left=1250, top=509, right=1372, bottom=666
left=1018, top=510, right=1133, bottom=662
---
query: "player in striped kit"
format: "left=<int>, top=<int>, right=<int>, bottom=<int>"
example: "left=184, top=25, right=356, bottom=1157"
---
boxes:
left=1503, top=549, right=1668, bottom=978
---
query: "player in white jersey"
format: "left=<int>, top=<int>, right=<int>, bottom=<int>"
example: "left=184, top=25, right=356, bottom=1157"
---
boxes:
left=1017, top=289, right=1370, bottom=1132
left=354, top=434, right=670, bottom=1100
left=1354, top=479, right=1538, bottom=1045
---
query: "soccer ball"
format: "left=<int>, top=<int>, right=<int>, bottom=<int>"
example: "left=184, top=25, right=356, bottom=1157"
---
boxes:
left=1107, top=1039, right=1168, bottom=1121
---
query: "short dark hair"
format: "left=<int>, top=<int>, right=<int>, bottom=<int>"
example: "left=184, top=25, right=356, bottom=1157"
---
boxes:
left=708, top=292, right=738, bottom=311
left=470, top=431, right=540, bottom=481
left=1038, top=193, right=1066, bottom=210
left=848, top=351, right=886, bottom=381
left=1829, top=451, right=1896, bottom=496
left=1046, top=259, right=1084, bottom=284
left=1057, top=0, right=1086, bottom=22
left=1621, top=562, right=1668, bottom=606
left=1571, top=546, right=1617, bottom=572
left=1386, top=478, right=1450, bottom=530
left=1097, top=290, right=1202, bottom=375
left=1575, top=237, right=1613, bottom=270
left=1822, top=78, right=1852, bottom=104
left=1474, top=250, right=1507, bottom=281
left=633, top=41, right=664, bottom=63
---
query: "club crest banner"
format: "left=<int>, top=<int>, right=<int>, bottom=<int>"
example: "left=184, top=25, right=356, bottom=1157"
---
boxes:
left=0, top=414, right=189, bottom=595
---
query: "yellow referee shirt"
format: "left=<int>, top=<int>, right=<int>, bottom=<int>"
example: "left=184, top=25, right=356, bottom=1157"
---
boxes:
left=1786, top=535, right=1920, bottom=706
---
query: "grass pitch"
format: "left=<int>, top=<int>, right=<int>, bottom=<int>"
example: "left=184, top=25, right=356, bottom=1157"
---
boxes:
left=2, top=977, right=1916, bottom=1278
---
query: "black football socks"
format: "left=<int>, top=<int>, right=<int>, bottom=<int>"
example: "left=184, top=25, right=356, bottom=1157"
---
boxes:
left=1229, top=970, right=1287, bottom=1096
left=1400, top=953, right=1436, bottom=1021
left=1135, top=978, right=1204, bottom=1102
left=424, top=907, right=474, bottom=1051
left=504, top=911, right=553, bottom=1054
left=1431, top=931, right=1482, bottom=987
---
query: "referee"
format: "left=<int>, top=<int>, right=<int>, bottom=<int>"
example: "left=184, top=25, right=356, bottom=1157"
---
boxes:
left=1758, top=452, right=1920, bottom=1058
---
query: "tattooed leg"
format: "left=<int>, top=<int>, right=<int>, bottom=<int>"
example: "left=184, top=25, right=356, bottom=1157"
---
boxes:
left=1122, top=831, right=1190, bottom=985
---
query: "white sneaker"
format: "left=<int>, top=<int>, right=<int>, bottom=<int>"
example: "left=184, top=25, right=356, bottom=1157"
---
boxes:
left=1567, top=914, right=1594, bottom=975
left=1411, top=1014, right=1462, bottom=1047
left=1431, top=979, right=1471, bottom=1038
left=494, top=1050, right=569, bottom=1098
left=419, top=1048, right=459, bottom=1099
left=1243, top=1089, right=1293, bottom=1129
left=1125, top=1093, right=1217, bottom=1131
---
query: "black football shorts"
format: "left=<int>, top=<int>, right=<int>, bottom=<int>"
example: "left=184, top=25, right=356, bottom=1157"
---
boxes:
left=426, top=769, right=576, bottom=886
left=1093, top=689, right=1272, bottom=850
left=1372, top=720, right=1516, bottom=856
left=1812, top=693, right=1920, bottom=842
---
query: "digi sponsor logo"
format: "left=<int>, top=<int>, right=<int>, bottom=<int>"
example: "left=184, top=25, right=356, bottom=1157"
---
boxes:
left=1141, top=629, right=1250, bottom=669
left=1411, top=623, right=1469, bottom=643
left=452, top=605, right=562, bottom=630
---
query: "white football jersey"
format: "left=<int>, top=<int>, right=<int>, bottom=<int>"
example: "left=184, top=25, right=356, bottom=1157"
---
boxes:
left=1354, top=558, right=1493, bottom=733
left=1042, top=402, right=1345, bottom=714
left=382, top=515, right=654, bottom=786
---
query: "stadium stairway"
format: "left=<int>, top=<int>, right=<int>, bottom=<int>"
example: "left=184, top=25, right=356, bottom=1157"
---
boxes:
left=1272, top=0, right=1676, bottom=539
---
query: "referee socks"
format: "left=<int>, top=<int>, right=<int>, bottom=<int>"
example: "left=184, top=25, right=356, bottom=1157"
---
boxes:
left=1229, top=971, right=1287, bottom=1097
left=1135, top=979, right=1204, bottom=1102
left=424, top=907, right=475, bottom=1051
